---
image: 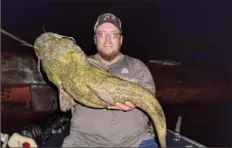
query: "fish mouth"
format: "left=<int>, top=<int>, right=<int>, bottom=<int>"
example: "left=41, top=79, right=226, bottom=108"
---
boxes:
left=34, top=32, right=76, bottom=48
left=61, top=36, right=76, bottom=43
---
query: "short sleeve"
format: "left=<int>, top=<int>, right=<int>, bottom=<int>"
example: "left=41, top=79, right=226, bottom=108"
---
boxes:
left=133, top=59, right=156, bottom=96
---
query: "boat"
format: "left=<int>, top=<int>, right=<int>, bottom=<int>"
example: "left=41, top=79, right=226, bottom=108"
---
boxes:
left=1, top=52, right=207, bottom=147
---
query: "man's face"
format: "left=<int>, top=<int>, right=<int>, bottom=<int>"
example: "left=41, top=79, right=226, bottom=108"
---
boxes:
left=94, top=23, right=123, bottom=61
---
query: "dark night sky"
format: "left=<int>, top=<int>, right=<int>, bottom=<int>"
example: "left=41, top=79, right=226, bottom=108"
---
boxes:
left=2, top=0, right=232, bottom=66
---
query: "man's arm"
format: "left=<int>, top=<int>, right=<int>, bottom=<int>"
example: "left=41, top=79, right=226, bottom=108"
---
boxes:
left=135, top=60, right=156, bottom=96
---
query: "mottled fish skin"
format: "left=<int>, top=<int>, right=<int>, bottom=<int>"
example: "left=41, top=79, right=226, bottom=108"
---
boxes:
left=34, top=32, right=167, bottom=147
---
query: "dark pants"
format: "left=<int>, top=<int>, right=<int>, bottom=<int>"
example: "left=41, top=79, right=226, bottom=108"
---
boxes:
left=138, top=138, right=159, bottom=148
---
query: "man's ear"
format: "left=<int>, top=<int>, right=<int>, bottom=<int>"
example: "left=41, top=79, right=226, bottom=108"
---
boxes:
left=94, top=35, right=97, bottom=44
left=120, top=35, right=123, bottom=45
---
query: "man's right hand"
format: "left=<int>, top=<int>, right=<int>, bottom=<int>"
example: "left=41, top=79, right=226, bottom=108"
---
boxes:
left=107, top=101, right=136, bottom=111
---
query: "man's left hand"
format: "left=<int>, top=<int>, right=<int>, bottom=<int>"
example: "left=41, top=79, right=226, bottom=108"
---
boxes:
left=107, top=101, right=136, bottom=111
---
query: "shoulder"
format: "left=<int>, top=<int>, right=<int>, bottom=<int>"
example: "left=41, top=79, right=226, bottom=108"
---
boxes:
left=123, top=55, right=148, bottom=70
left=87, top=54, right=96, bottom=59
left=123, top=55, right=156, bottom=94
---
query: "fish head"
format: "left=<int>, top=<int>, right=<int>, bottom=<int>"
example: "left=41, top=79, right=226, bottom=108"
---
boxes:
left=33, top=32, right=87, bottom=65
left=34, top=32, right=75, bottom=57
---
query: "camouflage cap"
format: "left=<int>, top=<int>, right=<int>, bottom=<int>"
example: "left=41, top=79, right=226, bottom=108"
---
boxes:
left=94, top=12, right=122, bottom=33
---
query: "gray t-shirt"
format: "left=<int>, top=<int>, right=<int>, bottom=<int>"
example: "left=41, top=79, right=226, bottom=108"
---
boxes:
left=62, top=53, right=156, bottom=147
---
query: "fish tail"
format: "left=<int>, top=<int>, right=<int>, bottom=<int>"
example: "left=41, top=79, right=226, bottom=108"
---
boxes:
left=141, top=96, right=167, bottom=147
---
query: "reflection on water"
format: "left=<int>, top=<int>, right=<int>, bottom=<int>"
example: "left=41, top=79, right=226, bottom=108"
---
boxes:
left=162, top=98, right=232, bottom=147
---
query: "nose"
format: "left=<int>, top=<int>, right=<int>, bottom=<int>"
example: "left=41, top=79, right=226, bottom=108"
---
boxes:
left=104, top=35, right=112, bottom=44
left=106, top=35, right=111, bottom=41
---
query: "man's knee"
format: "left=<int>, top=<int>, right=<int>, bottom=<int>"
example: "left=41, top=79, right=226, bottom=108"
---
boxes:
left=61, top=135, right=78, bottom=147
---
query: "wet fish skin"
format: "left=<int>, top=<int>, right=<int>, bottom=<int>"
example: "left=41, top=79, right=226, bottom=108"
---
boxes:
left=34, top=32, right=167, bottom=147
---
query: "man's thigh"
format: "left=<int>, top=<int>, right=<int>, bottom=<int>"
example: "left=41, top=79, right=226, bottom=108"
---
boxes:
left=61, top=134, right=87, bottom=147
left=61, top=135, right=78, bottom=147
left=61, top=135, right=159, bottom=147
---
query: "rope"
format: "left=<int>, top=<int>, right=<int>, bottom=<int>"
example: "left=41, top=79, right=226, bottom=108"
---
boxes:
left=0, top=28, right=35, bottom=48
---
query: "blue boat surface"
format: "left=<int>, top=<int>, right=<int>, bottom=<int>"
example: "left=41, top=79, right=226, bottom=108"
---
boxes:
left=166, top=129, right=206, bottom=148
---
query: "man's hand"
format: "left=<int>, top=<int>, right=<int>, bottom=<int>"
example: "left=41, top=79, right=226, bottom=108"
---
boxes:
left=59, top=89, right=77, bottom=112
left=60, top=97, right=77, bottom=112
left=107, top=101, right=136, bottom=111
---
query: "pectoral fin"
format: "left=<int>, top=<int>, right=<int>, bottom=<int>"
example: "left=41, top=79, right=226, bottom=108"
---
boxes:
left=59, top=88, right=76, bottom=112
left=86, top=84, right=115, bottom=105
left=88, top=58, right=109, bottom=72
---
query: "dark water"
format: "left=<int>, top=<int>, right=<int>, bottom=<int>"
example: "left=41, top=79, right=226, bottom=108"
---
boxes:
left=162, top=98, right=232, bottom=147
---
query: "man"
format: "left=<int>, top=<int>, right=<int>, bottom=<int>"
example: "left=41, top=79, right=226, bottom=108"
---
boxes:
left=61, top=12, right=158, bottom=147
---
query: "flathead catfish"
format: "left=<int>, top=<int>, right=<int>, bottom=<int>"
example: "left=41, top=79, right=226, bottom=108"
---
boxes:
left=1, top=29, right=167, bottom=147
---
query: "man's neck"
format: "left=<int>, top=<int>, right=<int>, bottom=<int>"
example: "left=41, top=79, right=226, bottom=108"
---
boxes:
left=99, top=53, right=122, bottom=66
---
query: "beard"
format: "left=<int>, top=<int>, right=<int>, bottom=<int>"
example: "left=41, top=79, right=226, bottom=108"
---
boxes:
left=98, top=49, right=120, bottom=62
